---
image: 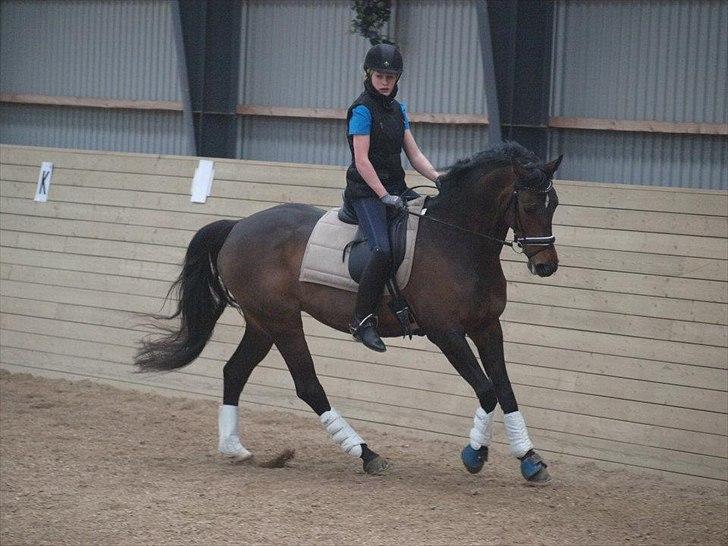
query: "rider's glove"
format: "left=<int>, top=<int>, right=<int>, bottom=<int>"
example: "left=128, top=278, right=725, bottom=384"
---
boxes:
left=380, top=193, right=407, bottom=213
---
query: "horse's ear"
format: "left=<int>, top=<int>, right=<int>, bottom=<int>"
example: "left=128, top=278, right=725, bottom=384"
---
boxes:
left=542, top=155, right=563, bottom=178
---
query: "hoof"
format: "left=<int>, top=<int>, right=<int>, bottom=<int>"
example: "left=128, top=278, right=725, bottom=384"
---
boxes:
left=461, top=445, right=488, bottom=474
left=363, top=455, right=389, bottom=475
left=221, top=449, right=253, bottom=463
left=519, top=450, right=549, bottom=483
left=219, top=439, right=253, bottom=462
left=527, top=466, right=551, bottom=484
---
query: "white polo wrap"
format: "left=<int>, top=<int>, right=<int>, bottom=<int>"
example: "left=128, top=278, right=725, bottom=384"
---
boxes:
left=469, top=407, right=495, bottom=450
left=320, top=408, right=364, bottom=458
left=503, top=410, right=534, bottom=458
left=218, top=405, right=252, bottom=460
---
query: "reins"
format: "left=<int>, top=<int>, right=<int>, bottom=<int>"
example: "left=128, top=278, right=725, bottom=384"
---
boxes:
left=405, top=183, right=555, bottom=255
left=405, top=207, right=515, bottom=249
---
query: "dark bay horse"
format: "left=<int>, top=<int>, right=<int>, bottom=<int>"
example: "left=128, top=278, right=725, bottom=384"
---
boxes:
left=136, top=142, right=562, bottom=482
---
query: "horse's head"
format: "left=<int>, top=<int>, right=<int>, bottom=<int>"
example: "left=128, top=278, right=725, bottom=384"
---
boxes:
left=505, top=155, right=563, bottom=277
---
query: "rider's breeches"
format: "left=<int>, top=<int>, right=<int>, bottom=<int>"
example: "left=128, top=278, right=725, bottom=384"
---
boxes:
left=352, top=197, right=390, bottom=253
left=351, top=197, right=392, bottom=319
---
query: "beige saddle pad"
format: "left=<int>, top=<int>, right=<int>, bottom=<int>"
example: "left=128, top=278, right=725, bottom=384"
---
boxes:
left=299, top=196, right=426, bottom=293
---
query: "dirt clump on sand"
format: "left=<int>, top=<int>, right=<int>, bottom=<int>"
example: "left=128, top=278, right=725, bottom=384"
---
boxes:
left=1, top=370, right=726, bottom=545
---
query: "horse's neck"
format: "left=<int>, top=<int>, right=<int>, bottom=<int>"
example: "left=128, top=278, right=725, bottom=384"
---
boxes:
left=429, top=171, right=512, bottom=247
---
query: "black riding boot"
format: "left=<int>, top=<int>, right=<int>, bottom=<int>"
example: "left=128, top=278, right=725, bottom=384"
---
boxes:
left=350, top=248, right=390, bottom=352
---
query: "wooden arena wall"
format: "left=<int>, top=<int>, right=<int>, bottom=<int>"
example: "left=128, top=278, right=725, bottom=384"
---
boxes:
left=1, top=145, right=726, bottom=485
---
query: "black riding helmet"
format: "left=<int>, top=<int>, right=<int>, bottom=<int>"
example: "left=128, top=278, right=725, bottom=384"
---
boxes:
left=363, top=43, right=403, bottom=76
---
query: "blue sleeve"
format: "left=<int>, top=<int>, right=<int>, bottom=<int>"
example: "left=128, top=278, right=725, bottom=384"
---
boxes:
left=400, top=102, right=411, bottom=130
left=348, top=105, right=372, bottom=135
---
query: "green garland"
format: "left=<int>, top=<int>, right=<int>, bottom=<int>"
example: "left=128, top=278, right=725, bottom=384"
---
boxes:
left=351, top=0, right=394, bottom=46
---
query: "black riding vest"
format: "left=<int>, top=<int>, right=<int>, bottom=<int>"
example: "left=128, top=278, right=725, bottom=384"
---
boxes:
left=345, top=83, right=407, bottom=201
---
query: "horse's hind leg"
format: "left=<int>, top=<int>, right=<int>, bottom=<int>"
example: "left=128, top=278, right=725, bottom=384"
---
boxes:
left=470, top=321, right=550, bottom=483
left=218, top=323, right=273, bottom=461
left=273, top=321, right=389, bottom=475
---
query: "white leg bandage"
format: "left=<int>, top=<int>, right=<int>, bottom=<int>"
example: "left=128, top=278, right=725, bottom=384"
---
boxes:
left=320, top=408, right=364, bottom=458
left=218, top=405, right=252, bottom=460
left=503, top=410, right=534, bottom=458
left=469, top=407, right=495, bottom=450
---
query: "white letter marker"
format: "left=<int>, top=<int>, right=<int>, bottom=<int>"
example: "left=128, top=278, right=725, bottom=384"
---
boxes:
left=34, top=162, right=53, bottom=202
left=191, top=159, right=215, bottom=203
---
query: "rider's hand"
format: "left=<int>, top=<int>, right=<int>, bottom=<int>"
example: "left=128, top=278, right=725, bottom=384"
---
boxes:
left=434, top=175, right=445, bottom=191
left=380, top=193, right=407, bottom=213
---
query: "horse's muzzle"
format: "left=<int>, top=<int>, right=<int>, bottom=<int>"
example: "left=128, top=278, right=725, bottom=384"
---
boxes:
left=530, top=261, right=558, bottom=277
left=527, top=248, right=559, bottom=277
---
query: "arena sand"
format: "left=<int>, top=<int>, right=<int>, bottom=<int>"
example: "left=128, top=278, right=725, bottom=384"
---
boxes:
left=1, top=370, right=725, bottom=545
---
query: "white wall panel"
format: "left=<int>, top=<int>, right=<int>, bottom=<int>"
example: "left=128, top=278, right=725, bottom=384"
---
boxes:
left=1, top=144, right=726, bottom=485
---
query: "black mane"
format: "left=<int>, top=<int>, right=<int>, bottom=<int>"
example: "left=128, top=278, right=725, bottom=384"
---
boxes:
left=439, top=141, right=548, bottom=193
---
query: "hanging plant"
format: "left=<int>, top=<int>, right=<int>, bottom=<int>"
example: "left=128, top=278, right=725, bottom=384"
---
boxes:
left=351, top=0, right=394, bottom=46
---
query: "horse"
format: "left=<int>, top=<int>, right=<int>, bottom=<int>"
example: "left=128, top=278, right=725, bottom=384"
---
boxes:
left=135, top=141, right=562, bottom=482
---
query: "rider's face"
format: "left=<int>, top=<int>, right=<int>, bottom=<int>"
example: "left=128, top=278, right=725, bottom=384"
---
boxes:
left=370, top=71, right=398, bottom=96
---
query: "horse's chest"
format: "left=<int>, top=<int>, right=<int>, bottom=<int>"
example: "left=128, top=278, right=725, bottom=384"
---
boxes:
left=470, top=274, right=507, bottom=319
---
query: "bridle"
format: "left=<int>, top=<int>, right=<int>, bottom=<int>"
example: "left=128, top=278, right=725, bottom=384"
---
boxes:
left=407, top=180, right=556, bottom=257
left=507, top=179, right=556, bottom=258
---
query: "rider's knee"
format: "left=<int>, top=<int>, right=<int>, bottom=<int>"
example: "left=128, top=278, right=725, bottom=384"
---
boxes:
left=371, top=246, right=392, bottom=263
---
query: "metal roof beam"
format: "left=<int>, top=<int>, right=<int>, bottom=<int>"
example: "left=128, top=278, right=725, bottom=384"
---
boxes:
left=176, top=0, right=242, bottom=158
left=484, top=0, right=555, bottom=159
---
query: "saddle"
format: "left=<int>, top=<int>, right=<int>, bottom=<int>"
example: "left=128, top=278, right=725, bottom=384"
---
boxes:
left=336, top=194, right=411, bottom=282
left=299, top=192, right=426, bottom=338
left=339, top=191, right=422, bottom=338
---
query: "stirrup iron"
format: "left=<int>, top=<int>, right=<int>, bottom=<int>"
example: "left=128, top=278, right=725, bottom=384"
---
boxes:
left=388, top=298, right=414, bottom=339
left=350, top=313, right=377, bottom=336
left=385, top=278, right=418, bottom=339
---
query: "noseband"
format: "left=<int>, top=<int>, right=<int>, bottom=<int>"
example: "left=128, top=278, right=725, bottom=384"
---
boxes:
left=508, top=179, right=556, bottom=258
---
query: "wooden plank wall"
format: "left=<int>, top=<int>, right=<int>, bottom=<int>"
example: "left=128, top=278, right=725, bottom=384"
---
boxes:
left=1, top=144, right=726, bottom=486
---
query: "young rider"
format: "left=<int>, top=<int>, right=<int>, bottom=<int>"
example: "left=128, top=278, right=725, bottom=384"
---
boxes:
left=345, top=43, right=440, bottom=352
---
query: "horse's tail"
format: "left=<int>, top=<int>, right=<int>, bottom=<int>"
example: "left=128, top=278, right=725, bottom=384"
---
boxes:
left=135, top=219, right=238, bottom=372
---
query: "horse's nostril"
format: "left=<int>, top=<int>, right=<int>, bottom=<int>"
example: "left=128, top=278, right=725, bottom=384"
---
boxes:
left=536, top=263, right=557, bottom=277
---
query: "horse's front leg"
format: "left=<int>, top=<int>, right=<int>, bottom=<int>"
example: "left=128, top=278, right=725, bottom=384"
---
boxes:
left=426, top=329, right=498, bottom=474
left=469, top=321, right=550, bottom=483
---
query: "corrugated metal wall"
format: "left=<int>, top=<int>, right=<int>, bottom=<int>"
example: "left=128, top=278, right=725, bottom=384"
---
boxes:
left=237, top=0, right=490, bottom=169
left=0, top=0, right=188, bottom=155
left=238, top=0, right=378, bottom=110
left=0, top=104, right=188, bottom=156
left=239, top=117, right=488, bottom=171
left=236, top=0, right=374, bottom=165
left=551, top=0, right=726, bottom=122
left=549, top=0, right=728, bottom=188
left=395, top=0, right=490, bottom=170
left=1, top=0, right=725, bottom=188
left=550, top=130, right=727, bottom=190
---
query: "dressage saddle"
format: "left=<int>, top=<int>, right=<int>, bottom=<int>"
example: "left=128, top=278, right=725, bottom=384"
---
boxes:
left=338, top=190, right=422, bottom=338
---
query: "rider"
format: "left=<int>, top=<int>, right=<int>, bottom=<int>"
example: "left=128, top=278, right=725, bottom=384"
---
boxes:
left=345, top=43, right=440, bottom=352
